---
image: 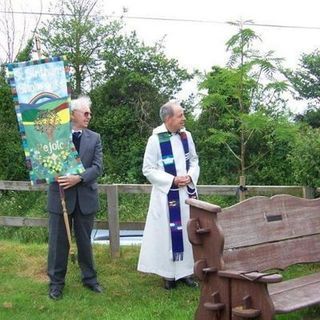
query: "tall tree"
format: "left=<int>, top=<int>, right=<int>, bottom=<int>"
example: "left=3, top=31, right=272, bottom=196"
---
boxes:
left=286, top=50, right=320, bottom=127
left=0, top=89, right=27, bottom=181
left=39, top=0, right=122, bottom=95
left=197, top=23, right=294, bottom=192
left=286, top=50, right=320, bottom=105
left=0, top=63, right=28, bottom=181
left=289, top=125, right=320, bottom=187
left=0, top=0, right=41, bottom=181
left=91, top=32, right=192, bottom=182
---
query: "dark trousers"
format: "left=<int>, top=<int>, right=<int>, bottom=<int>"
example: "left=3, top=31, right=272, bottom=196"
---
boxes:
left=47, top=203, right=97, bottom=289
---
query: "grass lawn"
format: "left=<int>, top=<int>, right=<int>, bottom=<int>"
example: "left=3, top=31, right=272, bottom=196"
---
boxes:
left=1, top=240, right=320, bottom=320
left=0, top=240, right=199, bottom=320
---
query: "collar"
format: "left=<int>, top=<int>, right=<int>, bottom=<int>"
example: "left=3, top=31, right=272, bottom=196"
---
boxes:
left=72, top=129, right=83, bottom=134
left=153, top=123, right=186, bottom=135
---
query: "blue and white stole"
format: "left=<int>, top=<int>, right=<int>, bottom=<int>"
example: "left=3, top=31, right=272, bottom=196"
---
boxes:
left=158, top=131, right=197, bottom=261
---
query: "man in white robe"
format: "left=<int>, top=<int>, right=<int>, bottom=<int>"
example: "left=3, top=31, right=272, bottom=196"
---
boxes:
left=138, top=100, right=200, bottom=289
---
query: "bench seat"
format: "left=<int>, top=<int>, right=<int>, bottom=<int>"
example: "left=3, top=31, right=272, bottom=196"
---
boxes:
left=270, top=272, right=320, bottom=313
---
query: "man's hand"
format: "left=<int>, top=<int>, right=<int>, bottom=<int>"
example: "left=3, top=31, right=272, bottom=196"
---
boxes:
left=57, top=175, right=82, bottom=189
left=173, top=175, right=191, bottom=187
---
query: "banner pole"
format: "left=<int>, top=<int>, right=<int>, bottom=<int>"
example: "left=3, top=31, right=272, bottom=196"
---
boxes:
left=59, top=185, right=76, bottom=263
left=35, top=34, right=42, bottom=59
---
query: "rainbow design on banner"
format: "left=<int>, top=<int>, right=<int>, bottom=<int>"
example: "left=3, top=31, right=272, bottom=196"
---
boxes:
left=7, top=57, right=84, bottom=184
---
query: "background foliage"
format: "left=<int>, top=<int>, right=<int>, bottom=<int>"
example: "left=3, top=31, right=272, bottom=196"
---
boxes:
left=1, top=0, right=320, bottom=192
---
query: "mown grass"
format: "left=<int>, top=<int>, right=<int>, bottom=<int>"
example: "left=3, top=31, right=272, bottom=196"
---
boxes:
left=1, top=240, right=320, bottom=320
left=0, top=240, right=199, bottom=320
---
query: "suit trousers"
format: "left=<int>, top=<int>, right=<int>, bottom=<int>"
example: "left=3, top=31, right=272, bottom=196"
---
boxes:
left=47, top=202, right=97, bottom=288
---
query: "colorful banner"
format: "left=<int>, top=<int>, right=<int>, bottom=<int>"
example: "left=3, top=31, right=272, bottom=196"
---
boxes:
left=7, top=57, right=84, bottom=184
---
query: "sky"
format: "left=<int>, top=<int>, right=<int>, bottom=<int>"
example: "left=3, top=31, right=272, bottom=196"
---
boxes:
left=4, top=0, right=320, bottom=113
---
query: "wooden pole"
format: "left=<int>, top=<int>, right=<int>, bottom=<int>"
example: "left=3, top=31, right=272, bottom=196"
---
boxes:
left=59, top=186, right=76, bottom=263
left=239, top=175, right=247, bottom=202
left=106, top=184, right=120, bottom=258
left=303, top=186, right=315, bottom=199
left=35, top=34, right=42, bottom=59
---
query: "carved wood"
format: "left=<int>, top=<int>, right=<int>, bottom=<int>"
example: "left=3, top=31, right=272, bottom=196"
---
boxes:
left=187, top=195, right=320, bottom=320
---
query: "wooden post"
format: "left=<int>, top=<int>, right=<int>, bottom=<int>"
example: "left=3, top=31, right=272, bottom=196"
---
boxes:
left=239, top=175, right=247, bottom=202
left=303, top=186, right=315, bottom=199
left=35, top=34, right=43, bottom=59
left=106, top=185, right=120, bottom=258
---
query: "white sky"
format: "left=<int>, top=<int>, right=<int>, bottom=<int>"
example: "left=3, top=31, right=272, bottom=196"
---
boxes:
left=5, top=0, right=320, bottom=113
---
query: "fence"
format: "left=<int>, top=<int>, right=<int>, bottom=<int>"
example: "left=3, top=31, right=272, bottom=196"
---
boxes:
left=0, top=180, right=316, bottom=258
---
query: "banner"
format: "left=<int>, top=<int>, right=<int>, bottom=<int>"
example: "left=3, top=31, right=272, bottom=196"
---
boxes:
left=7, top=57, right=84, bottom=184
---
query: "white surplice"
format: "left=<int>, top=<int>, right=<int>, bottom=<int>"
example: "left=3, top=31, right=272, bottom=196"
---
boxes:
left=137, top=123, right=200, bottom=280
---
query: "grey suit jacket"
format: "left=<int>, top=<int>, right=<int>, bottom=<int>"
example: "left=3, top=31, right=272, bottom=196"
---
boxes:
left=47, top=128, right=103, bottom=215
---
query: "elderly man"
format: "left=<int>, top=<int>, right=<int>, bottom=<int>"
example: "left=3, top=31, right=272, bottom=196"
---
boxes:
left=47, top=96, right=103, bottom=300
left=138, top=100, right=200, bottom=289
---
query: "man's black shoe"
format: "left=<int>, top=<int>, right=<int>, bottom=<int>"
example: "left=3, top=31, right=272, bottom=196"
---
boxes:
left=179, top=277, right=198, bottom=288
left=83, top=283, right=103, bottom=293
left=163, top=279, right=176, bottom=290
left=49, top=287, right=63, bottom=300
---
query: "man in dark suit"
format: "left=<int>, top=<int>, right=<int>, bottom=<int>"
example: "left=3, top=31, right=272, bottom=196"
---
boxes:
left=47, top=96, right=103, bottom=300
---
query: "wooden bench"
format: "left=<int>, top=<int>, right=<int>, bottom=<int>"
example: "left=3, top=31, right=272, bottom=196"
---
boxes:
left=187, top=195, right=320, bottom=320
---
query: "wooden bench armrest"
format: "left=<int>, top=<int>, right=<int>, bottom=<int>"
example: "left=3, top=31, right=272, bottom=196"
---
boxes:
left=186, top=198, right=221, bottom=213
left=218, top=270, right=283, bottom=283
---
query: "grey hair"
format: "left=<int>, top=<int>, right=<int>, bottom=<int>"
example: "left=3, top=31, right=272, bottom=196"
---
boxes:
left=70, top=96, right=92, bottom=111
left=159, top=100, right=181, bottom=122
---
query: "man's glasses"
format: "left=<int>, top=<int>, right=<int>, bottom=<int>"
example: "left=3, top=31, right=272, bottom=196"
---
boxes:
left=74, top=110, right=92, bottom=117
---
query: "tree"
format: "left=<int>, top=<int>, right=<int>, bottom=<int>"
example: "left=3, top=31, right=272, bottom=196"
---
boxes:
left=0, top=37, right=35, bottom=180
left=15, top=38, right=34, bottom=62
left=0, top=0, right=26, bottom=63
left=197, top=23, right=294, bottom=192
left=286, top=50, right=320, bottom=127
left=0, top=0, right=41, bottom=181
left=39, top=0, right=122, bottom=95
left=98, top=31, right=193, bottom=128
left=289, top=125, right=320, bottom=187
left=294, top=108, right=320, bottom=128
left=286, top=50, right=320, bottom=105
left=90, top=32, right=192, bottom=182
left=0, top=0, right=42, bottom=63
left=0, top=72, right=28, bottom=180
left=287, top=51, right=320, bottom=187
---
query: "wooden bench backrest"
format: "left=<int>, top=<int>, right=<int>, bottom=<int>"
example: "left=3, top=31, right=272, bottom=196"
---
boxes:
left=218, top=195, right=320, bottom=271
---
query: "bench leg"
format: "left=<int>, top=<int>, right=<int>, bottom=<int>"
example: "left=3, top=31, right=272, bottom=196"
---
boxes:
left=195, top=277, right=231, bottom=320
left=231, top=279, right=275, bottom=320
